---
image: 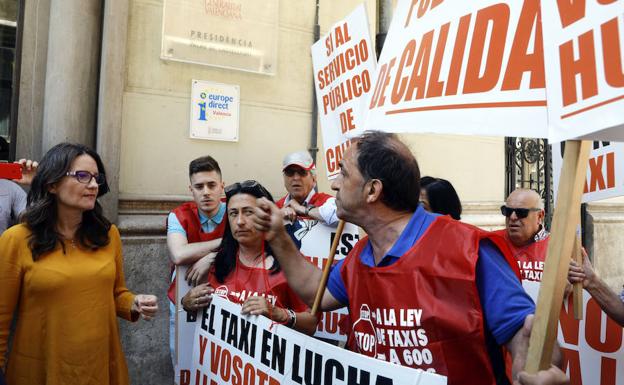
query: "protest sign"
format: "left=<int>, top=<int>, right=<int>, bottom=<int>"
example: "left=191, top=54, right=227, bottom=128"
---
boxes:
left=541, top=1, right=624, bottom=142
left=189, top=296, right=447, bottom=385
left=311, top=4, right=377, bottom=179
left=175, top=265, right=197, bottom=385
left=294, top=217, right=360, bottom=341
left=524, top=281, right=624, bottom=384
left=553, top=141, right=624, bottom=203
left=362, top=0, right=548, bottom=138
left=174, top=218, right=359, bottom=384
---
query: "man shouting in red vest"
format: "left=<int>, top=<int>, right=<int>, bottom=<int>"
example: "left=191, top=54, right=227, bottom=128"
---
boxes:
left=253, top=131, right=564, bottom=385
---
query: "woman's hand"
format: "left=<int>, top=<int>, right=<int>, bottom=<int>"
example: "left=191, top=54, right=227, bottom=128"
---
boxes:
left=181, top=283, right=214, bottom=312
left=241, top=296, right=287, bottom=323
left=14, top=158, right=38, bottom=185
left=132, top=294, right=158, bottom=320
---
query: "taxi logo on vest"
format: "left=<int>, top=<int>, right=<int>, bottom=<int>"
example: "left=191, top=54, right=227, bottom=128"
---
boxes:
left=214, top=285, right=229, bottom=299
left=352, top=304, right=378, bottom=357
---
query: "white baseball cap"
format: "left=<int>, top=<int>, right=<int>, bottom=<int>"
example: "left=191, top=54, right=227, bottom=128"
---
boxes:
left=282, top=151, right=315, bottom=171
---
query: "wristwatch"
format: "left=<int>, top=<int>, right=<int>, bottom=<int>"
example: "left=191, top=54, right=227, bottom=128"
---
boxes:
left=304, top=205, right=315, bottom=216
left=286, top=308, right=297, bottom=327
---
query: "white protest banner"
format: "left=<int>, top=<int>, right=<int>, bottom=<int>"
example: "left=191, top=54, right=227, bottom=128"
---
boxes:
left=175, top=265, right=197, bottom=385
left=553, top=141, right=624, bottom=203
left=190, top=296, right=447, bottom=385
left=523, top=281, right=624, bottom=384
left=541, top=1, right=624, bottom=143
left=292, top=217, right=360, bottom=341
left=311, top=4, right=377, bottom=179
left=362, top=0, right=548, bottom=138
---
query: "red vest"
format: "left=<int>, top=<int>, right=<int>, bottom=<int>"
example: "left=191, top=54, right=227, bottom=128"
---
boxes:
left=167, top=202, right=226, bottom=303
left=276, top=191, right=333, bottom=216
left=208, top=258, right=307, bottom=312
left=340, top=216, right=517, bottom=385
left=493, top=229, right=549, bottom=282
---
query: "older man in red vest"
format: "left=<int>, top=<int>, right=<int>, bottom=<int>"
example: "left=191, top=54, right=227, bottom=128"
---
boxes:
left=493, top=189, right=549, bottom=282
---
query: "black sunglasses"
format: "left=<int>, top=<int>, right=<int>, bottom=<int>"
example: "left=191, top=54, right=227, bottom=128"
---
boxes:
left=283, top=167, right=309, bottom=177
left=500, top=205, right=541, bottom=219
left=225, top=180, right=270, bottom=198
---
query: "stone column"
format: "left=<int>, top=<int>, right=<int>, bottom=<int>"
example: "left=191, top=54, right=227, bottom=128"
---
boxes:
left=96, top=0, right=129, bottom=223
left=15, top=0, right=51, bottom=160
left=41, top=0, right=102, bottom=151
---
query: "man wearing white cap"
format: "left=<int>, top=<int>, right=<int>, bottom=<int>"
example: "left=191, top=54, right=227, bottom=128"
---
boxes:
left=277, top=150, right=337, bottom=225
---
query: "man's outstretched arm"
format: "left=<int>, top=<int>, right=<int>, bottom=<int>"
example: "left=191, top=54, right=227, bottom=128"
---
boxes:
left=568, top=250, right=624, bottom=326
left=253, top=197, right=343, bottom=312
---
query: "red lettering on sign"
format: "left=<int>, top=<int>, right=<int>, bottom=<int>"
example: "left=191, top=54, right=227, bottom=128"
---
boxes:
left=601, top=356, right=617, bottom=385
left=317, top=311, right=347, bottom=335
left=561, top=348, right=582, bottom=385
left=607, top=152, right=615, bottom=188
left=426, top=22, right=450, bottom=98
left=556, top=0, right=586, bottom=28
left=232, top=355, right=243, bottom=385
left=210, top=342, right=221, bottom=375
left=209, top=342, right=280, bottom=385
left=325, top=140, right=352, bottom=174
left=585, top=298, right=623, bottom=353
left=180, top=370, right=191, bottom=385
left=373, top=4, right=550, bottom=110
left=370, top=62, right=389, bottom=108
left=405, top=31, right=434, bottom=100
left=583, top=151, right=616, bottom=193
left=446, top=14, right=471, bottom=96
left=392, top=40, right=416, bottom=104
left=601, top=18, right=624, bottom=88
left=464, top=3, right=510, bottom=94
left=377, top=58, right=397, bottom=108
left=334, top=22, right=352, bottom=49
left=560, top=295, right=581, bottom=345
left=501, top=0, right=545, bottom=90
left=199, top=335, right=208, bottom=365
left=559, top=30, right=598, bottom=106
left=219, top=349, right=232, bottom=382
left=405, top=0, right=444, bottom=27
left=588, top=153, right=607, bottom=191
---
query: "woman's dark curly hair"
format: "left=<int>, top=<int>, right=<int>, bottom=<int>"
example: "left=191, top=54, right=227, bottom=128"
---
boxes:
left=214, top=180, right=278, bottom=283
left=23, top=142, right=111, bottom=259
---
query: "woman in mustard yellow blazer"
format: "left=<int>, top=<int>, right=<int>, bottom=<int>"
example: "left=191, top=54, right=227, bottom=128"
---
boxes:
left=0, top=143, right=158, bottom=385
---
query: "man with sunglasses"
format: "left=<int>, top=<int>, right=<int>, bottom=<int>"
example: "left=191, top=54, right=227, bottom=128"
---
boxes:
left=494, top=189, right=549, bottom=282
left=166, top=156, right=226, bottom=362
left=277, top=151, right=336, bottom=245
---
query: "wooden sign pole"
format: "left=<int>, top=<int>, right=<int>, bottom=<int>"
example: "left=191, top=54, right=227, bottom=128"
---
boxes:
left=311, top=219, right=346, bottom=315
left=573, top=225, right=584, bottom=320
left=525, top=140, right=591, bottom=373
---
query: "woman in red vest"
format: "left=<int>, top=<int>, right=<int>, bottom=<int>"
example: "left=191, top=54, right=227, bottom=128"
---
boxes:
left=181, top=180, right=318, bottom=334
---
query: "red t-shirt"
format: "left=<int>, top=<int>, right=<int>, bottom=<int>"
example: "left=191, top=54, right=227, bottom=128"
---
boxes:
left=492, top=229, right=549, bottom=282
left=208, top=258, right=307, bottom=312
